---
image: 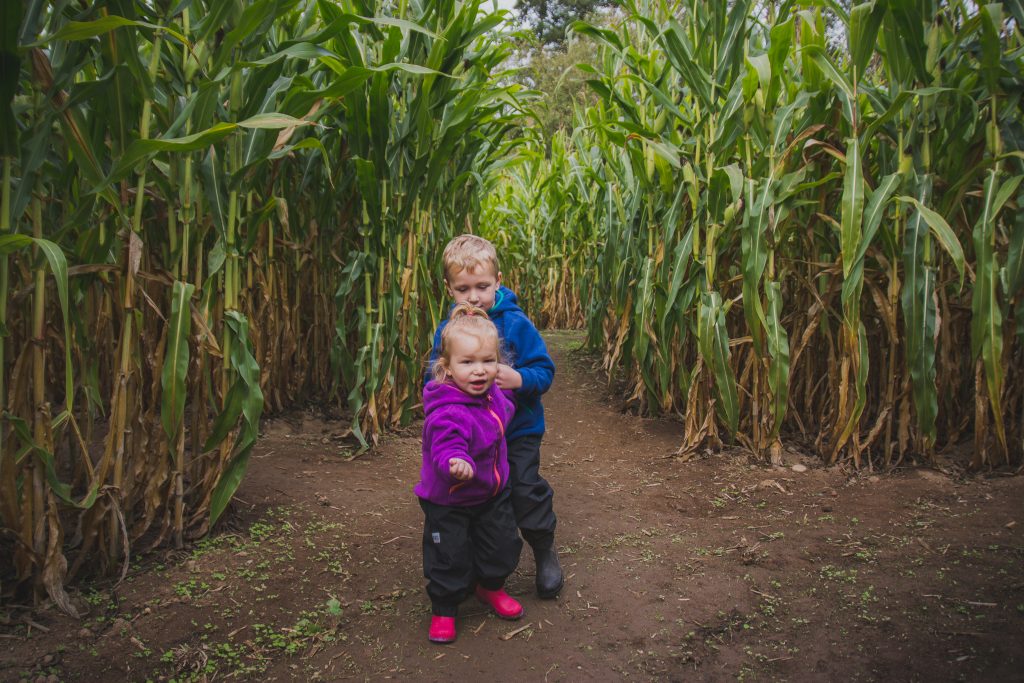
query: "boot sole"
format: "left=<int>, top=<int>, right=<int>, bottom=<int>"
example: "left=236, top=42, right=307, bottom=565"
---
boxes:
left=429, top=635, right=457, bottom=644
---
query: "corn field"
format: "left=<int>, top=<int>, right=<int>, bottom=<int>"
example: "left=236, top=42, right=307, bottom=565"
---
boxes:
left=2, top=0, right=1022, bottom=613
left=0, top=0, right=527, bottom=609
left=484, top=0, right=1024, bottom=469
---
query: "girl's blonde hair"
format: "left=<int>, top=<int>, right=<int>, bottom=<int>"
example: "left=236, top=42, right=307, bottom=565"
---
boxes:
left=431, top=303, right=502, bottom=383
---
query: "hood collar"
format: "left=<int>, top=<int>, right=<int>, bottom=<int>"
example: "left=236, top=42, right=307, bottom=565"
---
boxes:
left=424, top=380, right=493, bottom=415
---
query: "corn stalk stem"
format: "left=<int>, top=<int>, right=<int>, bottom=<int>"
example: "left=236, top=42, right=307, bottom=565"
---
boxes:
left=112, top=31, right=163, bottom=562
left=30, top=195, right=46, bottom=595
left=132, top=35, right=163, bottom=235
left=0, top=157, right=10, bottom=479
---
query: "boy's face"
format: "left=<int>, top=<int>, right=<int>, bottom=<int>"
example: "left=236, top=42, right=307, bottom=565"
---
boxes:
left=446, top=334, right=499, bottom=396
left=446, top=266, right=501, bottom=311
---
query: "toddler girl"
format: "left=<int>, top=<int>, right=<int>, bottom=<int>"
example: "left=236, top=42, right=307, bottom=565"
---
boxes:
left=415, top=304, right=524, bottom=643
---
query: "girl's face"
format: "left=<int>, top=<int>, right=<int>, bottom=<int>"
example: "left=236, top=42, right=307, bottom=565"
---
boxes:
left=446, top=266, right=501, bottom=311
left=445, top=333, right=499, bottom=396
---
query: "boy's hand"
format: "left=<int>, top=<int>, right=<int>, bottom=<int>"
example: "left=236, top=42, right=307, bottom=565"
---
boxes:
left=449, top=458, right=473, bottom=481
left=495, top=364, right=522, bottom=390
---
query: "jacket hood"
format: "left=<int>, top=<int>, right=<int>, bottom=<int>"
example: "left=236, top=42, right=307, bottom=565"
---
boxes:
left=423, top=380, right=491, bottom=416
left=489, top=286, right=523, bottom=317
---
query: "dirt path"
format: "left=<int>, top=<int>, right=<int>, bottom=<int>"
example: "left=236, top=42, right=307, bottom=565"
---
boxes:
left=3, top=331, right=1024, bottom=682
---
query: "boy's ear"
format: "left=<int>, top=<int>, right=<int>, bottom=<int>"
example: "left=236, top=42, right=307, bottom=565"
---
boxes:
left=496, top=271, right=502, bottom=286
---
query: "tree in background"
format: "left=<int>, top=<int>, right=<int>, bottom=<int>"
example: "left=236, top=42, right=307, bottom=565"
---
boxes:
left=510, top=1, right=620, bottom=149
left=517, top=36, right=600, bottom=142
left=515, top=0, right=615, bottom=46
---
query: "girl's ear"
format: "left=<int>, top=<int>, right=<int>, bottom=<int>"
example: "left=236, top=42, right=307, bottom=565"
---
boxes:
left=434, top=359, right=451, bottom=381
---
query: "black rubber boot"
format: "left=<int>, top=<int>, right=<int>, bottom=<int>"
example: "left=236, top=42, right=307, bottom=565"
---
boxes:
left=534, top=547, right=564, bottom=599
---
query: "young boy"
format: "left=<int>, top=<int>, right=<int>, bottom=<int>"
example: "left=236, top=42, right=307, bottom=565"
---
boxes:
left=428, top=234, right=563, bottom=599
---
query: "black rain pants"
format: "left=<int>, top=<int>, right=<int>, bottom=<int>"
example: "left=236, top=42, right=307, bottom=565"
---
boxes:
left=506, top=434, right=558, bottom=551
left=420, top=486, right=522, bottom=617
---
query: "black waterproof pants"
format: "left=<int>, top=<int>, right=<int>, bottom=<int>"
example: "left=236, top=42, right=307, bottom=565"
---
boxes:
left=506, top=434, right=558, bottom=551
left=420, top=487, right=523, bottom=617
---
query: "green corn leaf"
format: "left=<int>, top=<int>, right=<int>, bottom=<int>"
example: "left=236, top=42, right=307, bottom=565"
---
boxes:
left=633, top=257, right=655, bottom=366
left=364, top=15, right=441, bottom=38
left=100, top=123, right=236, bottom=191
left=861, top=87, right=963, bottom=144
left=803, top=45, right=854, bottom=105
left=219, top=0, right=287, bottom=60
left=841, top=172, right=901, bottom=308
left=970, top=169, right=1007, bottom=453
left=200, top=148, right=228, bottom=239
left=764, top=281, right=790, bottom=437
left=237, top=42, right=335, bottom=66
left=161, top=281, right=194, bottom=443
left=840, top=138, right=865, bottom=281
left=101, top=113, right=315, bottom=191
left=742, top=176, right=772, bottom=355
left=901, top=175, right=938, bottom=447
left=5, top=413, right=98, bottom=509
left=209, top=311, right=264, bottom=525
left=747, top=54, right=771, bottom=96
left=659, top=19, right=713, bottom=110
left=766, top=16, right=794, bottom=108
left=715, top=0, right=752, bottom=83
left=895, top=196, right=965, bottom=287
left=799, top=9, right=825, bottom=91
left=978, top=4, right=1004, bottom=93
left=236, top=112, right=313, bottom=129
left=1005, top=181, right=1024, bottom=296
left=697, top=291, right=739, bottom=437
left=886, top=0, right=929, bottom=83
left=39, top=16, right=186, bottom=45
left=0, top=234, right=33, bottom=254
left=848, top=1, right=886, bottom=84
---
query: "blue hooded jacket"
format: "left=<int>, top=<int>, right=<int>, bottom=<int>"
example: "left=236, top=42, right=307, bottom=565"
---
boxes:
left=429, top=286, right=555, bottom=441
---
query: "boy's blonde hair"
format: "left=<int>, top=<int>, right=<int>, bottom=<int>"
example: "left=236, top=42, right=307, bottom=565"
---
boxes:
left=443, top=234, right=499, bottom=281
left=432, top=303, right=502, bottom=383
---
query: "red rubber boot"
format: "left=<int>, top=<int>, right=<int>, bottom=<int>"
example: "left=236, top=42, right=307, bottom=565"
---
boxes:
left=428, top=616, right=456, bottom=643
left=474, top=586, right=524, bottom=620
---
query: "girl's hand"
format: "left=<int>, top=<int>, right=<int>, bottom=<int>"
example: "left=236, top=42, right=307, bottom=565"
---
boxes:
left=449, top=458, right=473, bottom=481
left=495, top=364, right=522, bottom=390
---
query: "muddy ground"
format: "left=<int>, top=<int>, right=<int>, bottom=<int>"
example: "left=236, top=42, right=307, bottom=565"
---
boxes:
left=2, top=330, right=1023, bottom=682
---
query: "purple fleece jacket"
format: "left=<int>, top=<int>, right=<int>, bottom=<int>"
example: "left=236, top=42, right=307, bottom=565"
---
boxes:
left=414, top=380, right=516, bottom=507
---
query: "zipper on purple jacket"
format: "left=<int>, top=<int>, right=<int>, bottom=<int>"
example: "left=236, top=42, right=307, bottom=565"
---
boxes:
left=486, top=396, right=505, bottom=497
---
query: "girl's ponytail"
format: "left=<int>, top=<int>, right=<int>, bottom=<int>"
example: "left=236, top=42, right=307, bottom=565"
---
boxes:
left=449, top=302, right=489, bottom=320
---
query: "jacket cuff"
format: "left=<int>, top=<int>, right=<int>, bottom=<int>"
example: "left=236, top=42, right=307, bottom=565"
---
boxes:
left=517, top=369, right=540, bottom=396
